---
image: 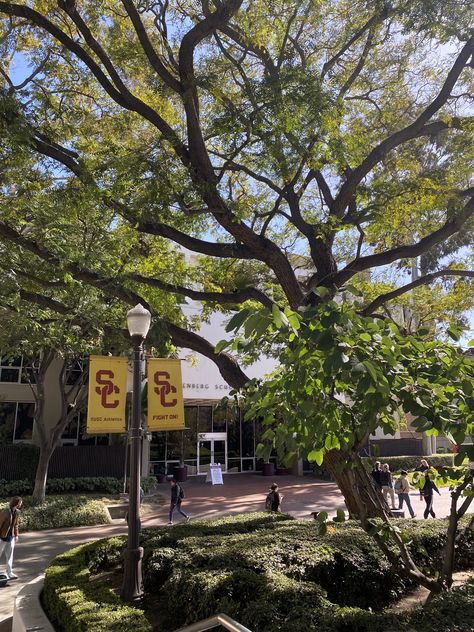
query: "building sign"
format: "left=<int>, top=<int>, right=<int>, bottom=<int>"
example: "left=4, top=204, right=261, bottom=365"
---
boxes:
left=87, top=356, right=128, bottom=433
left=147, top=358, right=185, bottom=431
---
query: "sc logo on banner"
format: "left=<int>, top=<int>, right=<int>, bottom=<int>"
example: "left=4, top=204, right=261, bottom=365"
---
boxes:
left=154, top=371, right=178, bottom=407
left=95, top=370, right=120, bottom=408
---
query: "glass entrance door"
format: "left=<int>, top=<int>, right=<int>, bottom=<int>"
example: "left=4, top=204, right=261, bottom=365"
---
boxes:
left=197, top=432, right=227, bottom=474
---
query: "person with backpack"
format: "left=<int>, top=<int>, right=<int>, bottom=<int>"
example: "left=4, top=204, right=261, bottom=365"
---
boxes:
left=394, top=471, right=416, bottom=518
left=265, top=483, right=282, bottom=512
left=421, top=473, right=441, bottom=519
left=168, top=477, right=190, bottom=525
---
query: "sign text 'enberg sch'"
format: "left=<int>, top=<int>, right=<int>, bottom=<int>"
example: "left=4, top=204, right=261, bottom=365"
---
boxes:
left=147, top=358, right=185, bottom=431
left=86, top=356, right=128, bottom=433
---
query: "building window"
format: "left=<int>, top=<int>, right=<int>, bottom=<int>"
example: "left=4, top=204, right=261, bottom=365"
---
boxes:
left=0, top=357, right=32, bottom=384
left=0, top=402, right=34, bottom=444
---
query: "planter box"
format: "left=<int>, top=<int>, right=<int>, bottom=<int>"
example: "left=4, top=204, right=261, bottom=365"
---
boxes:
left=276, top=467, right=290, bottom=476
left=262, top=463, right=275, bottom=476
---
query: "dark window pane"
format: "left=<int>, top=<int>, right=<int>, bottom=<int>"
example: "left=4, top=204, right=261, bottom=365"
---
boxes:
left=183, top=407, right=198, bottom=460
left=166, top=431, right=183, bottom=461
left=150, top=432, right=166, bottom=461
left=242, top=419, right=255, bottom=457
left=227, top=409, right=240, bottom=458
left=0, top=368, right=20, bottom=383
left=212, top=406, right=226, bottom=432
left=14, top=403, right=35, bottom=441
left=198, top=406, right=212, bottom=433
left=227, top=458, right=241, bottom=472
left=0, top=402, right=16, bottom=444
left=242, top=458, right=255, bottom=471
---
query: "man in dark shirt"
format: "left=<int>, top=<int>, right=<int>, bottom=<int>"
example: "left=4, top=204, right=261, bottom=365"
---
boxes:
left=168, top=478, right=190, bottom=525
left=371, top=461, right=382, bottom=488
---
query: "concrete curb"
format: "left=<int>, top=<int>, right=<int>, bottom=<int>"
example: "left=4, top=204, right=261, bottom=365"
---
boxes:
left=12, top=575, right=54, bottom=632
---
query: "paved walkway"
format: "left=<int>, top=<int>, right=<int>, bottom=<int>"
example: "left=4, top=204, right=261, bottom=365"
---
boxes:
left=0, top=473, right=471, bottom=628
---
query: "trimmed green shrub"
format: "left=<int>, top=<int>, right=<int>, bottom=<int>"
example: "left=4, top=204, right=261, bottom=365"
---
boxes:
left=362, top=454, right=454, bottom=473
left=0, top=475, right=157, bottom=497
left=0, top=495, right=111, bottom=531
left=407, top=579, right=474, bottom=632
left=43, top=537, right=152, bottom=632
left=44, top=513, right=474, bottom=632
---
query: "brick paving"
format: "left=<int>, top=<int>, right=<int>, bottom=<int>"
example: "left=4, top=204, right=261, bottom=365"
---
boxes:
left=0, top=473, right=471, bottom=628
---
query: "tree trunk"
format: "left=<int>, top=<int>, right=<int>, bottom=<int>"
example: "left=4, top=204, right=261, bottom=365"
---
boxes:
left=32, top=445, right=54, bottom=504
left=324, top=449, right=388, bottom=518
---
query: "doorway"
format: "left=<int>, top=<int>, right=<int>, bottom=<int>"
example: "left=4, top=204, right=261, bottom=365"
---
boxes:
left=197, top=432, right=227, bottom=474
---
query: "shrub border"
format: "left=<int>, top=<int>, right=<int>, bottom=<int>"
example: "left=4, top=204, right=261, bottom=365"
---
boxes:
left=43, top=537, right=152, bottom=632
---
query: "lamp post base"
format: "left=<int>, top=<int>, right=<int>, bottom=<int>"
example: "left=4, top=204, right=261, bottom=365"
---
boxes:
left=121, top=546, right=144, bottom=603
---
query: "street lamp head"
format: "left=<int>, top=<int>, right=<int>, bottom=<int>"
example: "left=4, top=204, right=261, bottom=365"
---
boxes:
left=127, top=304, right=152, bottom=339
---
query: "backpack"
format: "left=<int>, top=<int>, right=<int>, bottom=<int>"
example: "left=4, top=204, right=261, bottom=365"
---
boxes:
left=178, top=485, right=185, bottom=500
left=394, top=477, right=404, bottom=493
left=265, top=491, right=274, bottom=511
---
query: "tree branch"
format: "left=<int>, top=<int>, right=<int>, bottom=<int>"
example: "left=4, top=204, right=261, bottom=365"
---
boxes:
left=333, top=194, right=474, bottom=287
left=332, top=38, right=474, bottom=218
left=130, top=273, right=275, bottom=309
left=361, top=269, right=474, bottom=315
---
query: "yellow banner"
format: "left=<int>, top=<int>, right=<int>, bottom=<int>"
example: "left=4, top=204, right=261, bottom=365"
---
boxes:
left=147, top=358, right=185, bottom=431
left=87, top=356, right=128, bottom=433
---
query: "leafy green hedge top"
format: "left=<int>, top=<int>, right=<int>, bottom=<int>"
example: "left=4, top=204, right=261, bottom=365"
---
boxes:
left=43, top=536, right=152, bottom=632
left=0, top=495, right=111, bottom=532
left=362, top=454, right=454, bottom=473
left=44, top=513, right=474, bottom=632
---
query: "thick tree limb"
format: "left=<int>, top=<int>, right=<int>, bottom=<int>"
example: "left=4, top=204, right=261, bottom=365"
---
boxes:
left=332, top=195, right=474, bottom=287
left=332, top=37, right=474, bottom=218
left=120, top=0, right=181, bottom=92
left=361, top=270, right=474, bottom=315
left=0, top=1, right=189, bottom=162
left=130, top=273, right=274, bottom=309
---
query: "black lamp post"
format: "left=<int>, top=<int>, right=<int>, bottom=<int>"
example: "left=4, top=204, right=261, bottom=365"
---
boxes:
left=121, top=303, right=151, bottom=603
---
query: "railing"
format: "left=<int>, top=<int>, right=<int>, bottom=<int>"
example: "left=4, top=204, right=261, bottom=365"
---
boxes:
left=174, top=613, right=253, bottom=632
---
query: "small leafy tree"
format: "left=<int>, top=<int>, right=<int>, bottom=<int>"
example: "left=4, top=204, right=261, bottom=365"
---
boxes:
left=224, top=297, right=474, bottom=594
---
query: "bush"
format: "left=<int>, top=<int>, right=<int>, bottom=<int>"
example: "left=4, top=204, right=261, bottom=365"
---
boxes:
left=140, top=514, right=474, bottom=631
left=43, top=537, right=152, bottom=632
left=362, top=454, right=454, bottom=473
left=0, top=476, right=123, bottom=497
left=0, top=495, right=111, bottom=531
left=43, top=513, right=474, bottom=632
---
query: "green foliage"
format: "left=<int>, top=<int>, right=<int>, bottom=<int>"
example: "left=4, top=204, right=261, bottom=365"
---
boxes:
left=0, top=495, right=110, bottom=531
left=0, top=476, right=123, bottom=497
left=43, top=537, right=151, bottom=632
left=233, top=302, right=474, bottom=468
left=42, top=513, right=474, bottom=632
left=362, top=455, right=454, bottom=474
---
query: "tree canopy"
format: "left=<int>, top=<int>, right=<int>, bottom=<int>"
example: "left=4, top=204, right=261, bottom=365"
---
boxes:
left=0, top=0, right=472, bottom=375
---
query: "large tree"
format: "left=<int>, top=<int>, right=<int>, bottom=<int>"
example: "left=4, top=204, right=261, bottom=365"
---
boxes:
left=0, top=0, right=473, bottom=505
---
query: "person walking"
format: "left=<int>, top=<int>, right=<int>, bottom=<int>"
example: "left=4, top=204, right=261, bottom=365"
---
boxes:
left=394, top=471, right=416, bottom=518
left=168, top=478, right=190, bottom=525
left=371, top=461, right=382, bottom=489
left=265, top=483, right=283, bottom=512
left=0, top=496, right=22, bottom=580
left=380, top=464, right=396, bottom=509
left=421, top=474, right=440, bottom=519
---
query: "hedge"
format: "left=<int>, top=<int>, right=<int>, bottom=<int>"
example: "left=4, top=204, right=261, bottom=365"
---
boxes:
left=43, top=514, right=474, bottom=632
left=0, top=475, right=156, bottom=498
left=0, top=495, right=111, bottom=531
left=362, top=454, right=454, bottom=473
left=43, top=537, right=152, bottom=632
